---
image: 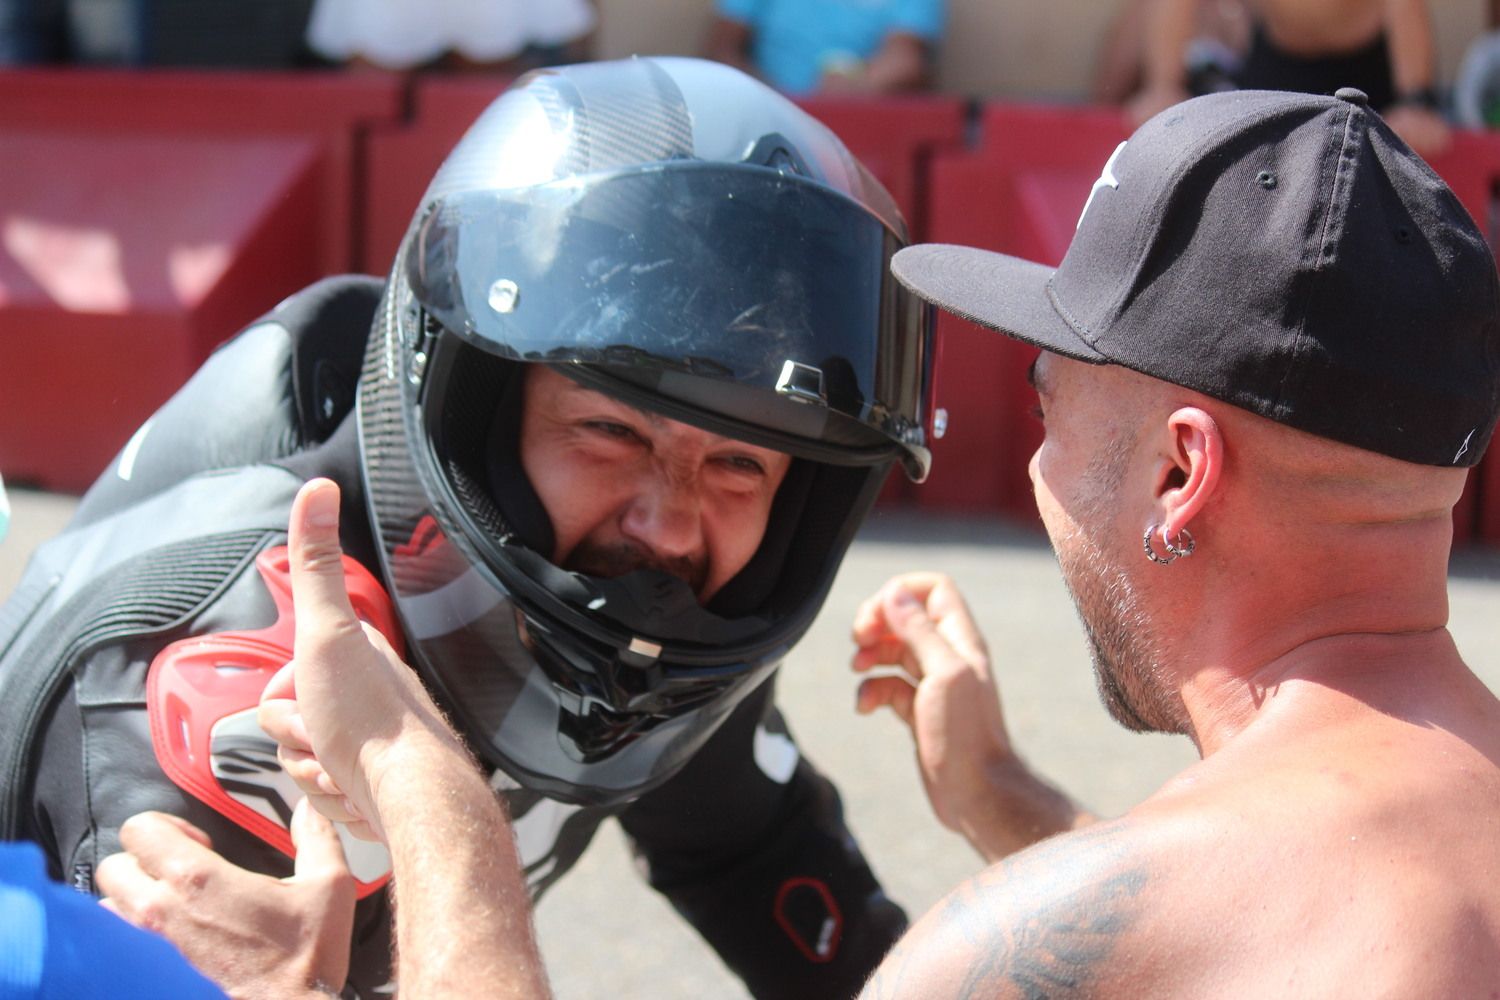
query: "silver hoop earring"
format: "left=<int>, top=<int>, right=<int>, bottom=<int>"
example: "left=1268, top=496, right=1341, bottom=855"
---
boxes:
left=1143, top=525, right=1174, bottom=564
left=1164, top=527, right=1195, bottom=559
left=1143, top=524, right=1195, bottom=565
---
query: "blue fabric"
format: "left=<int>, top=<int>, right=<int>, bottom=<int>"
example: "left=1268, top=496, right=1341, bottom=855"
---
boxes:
left=0, top=843, right=226, bottom=1000
left=717, top=0, right=945, bottom=94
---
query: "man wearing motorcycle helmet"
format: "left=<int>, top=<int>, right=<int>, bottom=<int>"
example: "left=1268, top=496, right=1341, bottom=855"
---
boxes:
left=0, top=57, right=935, bottom=998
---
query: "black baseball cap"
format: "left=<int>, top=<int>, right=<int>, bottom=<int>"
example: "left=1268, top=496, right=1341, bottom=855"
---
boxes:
left=893, top=88, right=1500, bottom=467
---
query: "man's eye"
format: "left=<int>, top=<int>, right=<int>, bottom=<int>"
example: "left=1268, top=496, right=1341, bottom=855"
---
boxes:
left=588, top=421, right=640, bottom=441
left=720, top=455, right=765, bottom=475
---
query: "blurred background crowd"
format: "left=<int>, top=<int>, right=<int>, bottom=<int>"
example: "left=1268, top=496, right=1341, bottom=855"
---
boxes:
left=1, top=0, right=1497, bottom=139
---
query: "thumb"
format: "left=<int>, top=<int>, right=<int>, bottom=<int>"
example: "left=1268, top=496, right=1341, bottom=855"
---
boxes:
left=288, top=479, right=361, bottom=652
left=290, top=797, right=352, bottom=883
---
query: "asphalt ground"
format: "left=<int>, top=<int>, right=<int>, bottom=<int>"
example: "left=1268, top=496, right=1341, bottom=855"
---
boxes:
left=3, top=487, right=1499, bottom=998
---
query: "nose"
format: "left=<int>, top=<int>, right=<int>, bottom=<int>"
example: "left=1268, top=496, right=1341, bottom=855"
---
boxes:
left=620, top=475, right=705, bottom=562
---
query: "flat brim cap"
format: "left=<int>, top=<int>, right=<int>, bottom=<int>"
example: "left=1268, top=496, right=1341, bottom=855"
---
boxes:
left=890, top=244, right=1106, bottom=364
left=889, top=88, right=1500, bottom=468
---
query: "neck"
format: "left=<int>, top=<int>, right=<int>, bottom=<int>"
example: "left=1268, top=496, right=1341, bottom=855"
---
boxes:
left=1168, top=513, right=1457, bottom=754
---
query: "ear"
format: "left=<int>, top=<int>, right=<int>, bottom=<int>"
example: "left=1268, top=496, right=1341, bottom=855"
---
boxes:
left=1154, top=406, right=1223, bottom=537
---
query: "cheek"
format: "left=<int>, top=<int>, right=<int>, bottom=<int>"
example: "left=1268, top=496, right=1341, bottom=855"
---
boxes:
left=700, top=488, right=777, bottom=586
left=522, top=447, right=614, bottom=561
left=1029, top=436, right=1083, bottom=544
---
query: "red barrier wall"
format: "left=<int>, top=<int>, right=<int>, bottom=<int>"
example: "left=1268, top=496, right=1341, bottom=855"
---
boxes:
left=0, top=69, right=403, bottom=491
left=362, top=76, right=515, bottom=274
left=0, top=131, right=323, bottom=490
left=0, top=70, right=404, bottom=275
left=796, top=95, right=968, bottom=242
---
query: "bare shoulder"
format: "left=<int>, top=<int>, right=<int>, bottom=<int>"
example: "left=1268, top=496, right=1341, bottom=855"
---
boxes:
left=860, top=820, right=1160, bottom=1000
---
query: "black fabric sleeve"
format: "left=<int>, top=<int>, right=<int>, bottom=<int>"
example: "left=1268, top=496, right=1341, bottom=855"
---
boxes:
left=619, top=677, right=907, bottom=999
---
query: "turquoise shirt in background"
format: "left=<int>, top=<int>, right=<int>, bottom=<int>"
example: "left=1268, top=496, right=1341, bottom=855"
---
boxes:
left=0, top=470, right=9, bottom=544
left=0, top=842, right=226, bottom=1000
left=716, top=0, right=945, bottom=94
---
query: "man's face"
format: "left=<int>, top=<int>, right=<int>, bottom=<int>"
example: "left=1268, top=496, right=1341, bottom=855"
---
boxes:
left=1027, top=354, right=1178, bottom=734
left=518, top=367, right=794, bottom=604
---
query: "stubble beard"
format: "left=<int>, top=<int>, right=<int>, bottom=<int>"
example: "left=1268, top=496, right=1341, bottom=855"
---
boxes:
left=1052, top=454, right=1182, bottom=735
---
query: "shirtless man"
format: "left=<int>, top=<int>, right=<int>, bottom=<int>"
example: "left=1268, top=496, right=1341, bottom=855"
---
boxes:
left=1130, top=0, right=1450, bottom=154
left=851, top=87, right=1500, bottom=995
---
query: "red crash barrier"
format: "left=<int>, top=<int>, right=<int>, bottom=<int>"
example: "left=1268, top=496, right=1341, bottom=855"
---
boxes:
left=0, top=70, right=404, bottom=274
left=917, top=104, right=1129, bottom=519
left=795, top=94, right=968, bottom=242
left=0, top=131, right=324, bottom=491
left=0, top=69, right=405, bottom=492
left=361, top=75, right=516, bottom=274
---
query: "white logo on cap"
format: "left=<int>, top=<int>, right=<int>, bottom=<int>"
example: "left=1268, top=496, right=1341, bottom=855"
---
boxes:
left=1078, top=141, right=1127, bottom=230
left=1455, top=428, right=1476, bottom=464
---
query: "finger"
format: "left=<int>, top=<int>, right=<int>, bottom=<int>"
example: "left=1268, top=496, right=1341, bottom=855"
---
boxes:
left=287, top=478, right=361, bottom=651
left=880, top=585, right=970, bottom=679
left=851, top=573, right=945, bottom=645
left=277, top=746, right=345, bottom=798
left=147, top=813, right=214, bottom=851
left=95, top=851, right=157, bottom=921
left=260, top=695, right=311, bottom=752
left=922, top=580, right=990, bottom=666
left=856, top=675, right=916, bottom=725
left=117, top=812, right=219, bottom=883
left=260, top=660, right=296, bottom=704
left=851, top=638, right=913, bottom=673
left=290, top=798, right=352, bottom=882
left=304, top=791, right=366, bottom=825
left=850, top=591, right=890, bottom=646
left=342, top=818, right=383, bottom=843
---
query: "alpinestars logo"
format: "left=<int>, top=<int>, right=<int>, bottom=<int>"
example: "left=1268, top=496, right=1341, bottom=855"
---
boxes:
left=1078, top=141, right=1128, bottom=230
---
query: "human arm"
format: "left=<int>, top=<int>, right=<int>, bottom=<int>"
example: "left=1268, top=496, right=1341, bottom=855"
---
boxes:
left=852, top=573, right=1092, bottom=863
left=260, top=478, right=550, bottom=1000
left=1092, top=0, right=1152, bottom=104
left=818, top=32, right=933, bottom=94
left=702, top=13, right=757, bottom=76
left=619, top=681, right=906, bottom=999
left=1381, top=0, right=1451, bottom=155
left=1127, top=0, right=1200, bottom=125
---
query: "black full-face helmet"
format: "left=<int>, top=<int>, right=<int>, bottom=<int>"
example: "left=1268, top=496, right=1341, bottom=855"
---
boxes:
left=359, top=56, right=936, bottom=807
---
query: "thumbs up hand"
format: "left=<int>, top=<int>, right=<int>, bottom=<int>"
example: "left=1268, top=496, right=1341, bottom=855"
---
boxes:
left=258, top=478, right=467, bottom=843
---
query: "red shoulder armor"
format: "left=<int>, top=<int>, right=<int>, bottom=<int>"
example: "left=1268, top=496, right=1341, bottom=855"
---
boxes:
left=147, top=545, right=403, bottom=898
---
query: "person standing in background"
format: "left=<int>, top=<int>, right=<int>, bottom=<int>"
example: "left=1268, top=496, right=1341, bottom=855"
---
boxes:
left=703, top=0, right=944, bottom=95
left=306, top=0, right=596, bottom=72
left=1129, top=0, right=1450, bottom=155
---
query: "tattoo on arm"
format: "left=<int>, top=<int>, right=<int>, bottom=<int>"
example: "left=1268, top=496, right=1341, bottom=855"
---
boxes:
left=862, top=822, right=1148, bottom=999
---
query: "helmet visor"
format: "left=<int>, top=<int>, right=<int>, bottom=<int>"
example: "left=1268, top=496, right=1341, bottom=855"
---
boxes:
left=410, top=163, right=929, bottom=465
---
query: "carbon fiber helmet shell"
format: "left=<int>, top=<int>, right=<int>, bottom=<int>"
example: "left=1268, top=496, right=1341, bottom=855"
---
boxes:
left=359, top=56, right=935, bottom=806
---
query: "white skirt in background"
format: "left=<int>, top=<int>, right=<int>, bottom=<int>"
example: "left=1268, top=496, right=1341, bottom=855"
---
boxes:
left=307, top=0, right=597, bottom=68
